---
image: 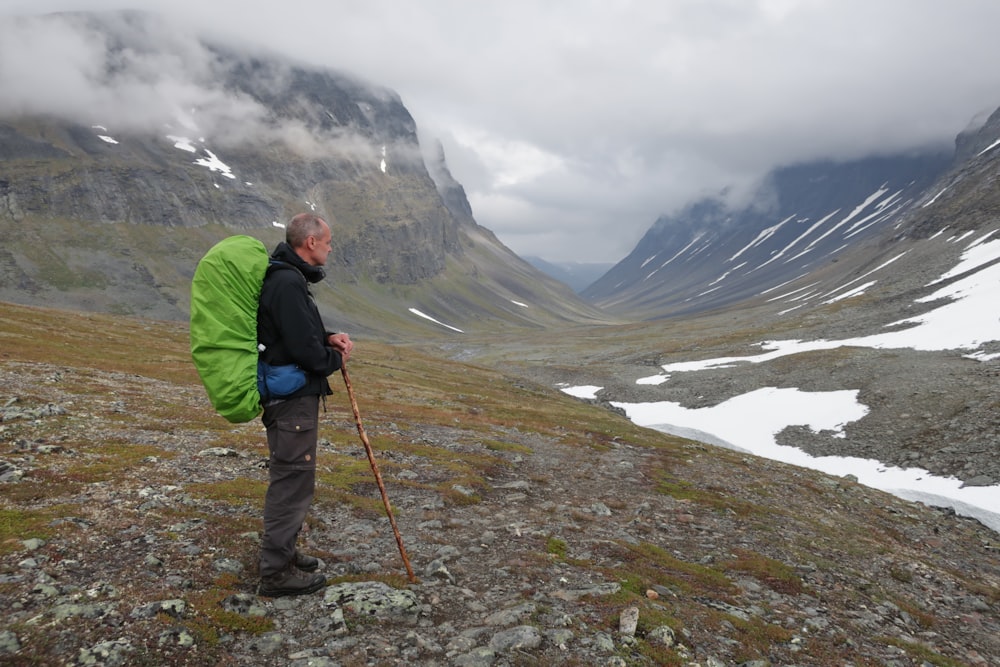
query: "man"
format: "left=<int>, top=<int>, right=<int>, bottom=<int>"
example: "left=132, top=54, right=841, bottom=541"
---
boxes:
left=255, top=212, right=353, bottom=597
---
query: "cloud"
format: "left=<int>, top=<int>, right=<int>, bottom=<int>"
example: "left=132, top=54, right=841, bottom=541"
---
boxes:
left=5, top=1, right=1000, bottom=262
left=1, top=13, right=218, bottom=129
left=0, top=10, right=405, bottom=165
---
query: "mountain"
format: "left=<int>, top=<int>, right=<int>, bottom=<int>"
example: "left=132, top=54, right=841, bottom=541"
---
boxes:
left=583, top=98, right=1000, bottom=321
left=522, top=256, right=614, bottom=293
left=524, top=103, right=1000, bottom=499
left=582, top=151, right=957, bottom=318
left=0, top=11, right=611, bottom=338
left=2, top=13, right=999, bottom=666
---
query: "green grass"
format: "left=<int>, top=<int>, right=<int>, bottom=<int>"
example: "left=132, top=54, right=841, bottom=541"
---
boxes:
left=187, top=478, right=269, bottom=508
left=879, top=636, right=968, bottom=667
left=722, top=548, right=806, bottom=595
left=654, top=468, right=765, bottom=518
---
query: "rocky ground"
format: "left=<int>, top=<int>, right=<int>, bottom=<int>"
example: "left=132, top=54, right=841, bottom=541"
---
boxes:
left=1, top=350, right=998, bottom=667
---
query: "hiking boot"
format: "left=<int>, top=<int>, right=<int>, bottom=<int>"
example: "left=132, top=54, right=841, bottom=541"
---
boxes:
left=294, top=550, right=320, bottom=573
left=258, top=566, right=326, bottom=598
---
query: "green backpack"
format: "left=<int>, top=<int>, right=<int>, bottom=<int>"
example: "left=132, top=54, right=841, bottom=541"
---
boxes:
left=190, top=235, right=270, bottom=423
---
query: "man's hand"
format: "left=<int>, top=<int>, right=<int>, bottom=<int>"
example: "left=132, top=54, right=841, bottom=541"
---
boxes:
left=328, top=332, right=353, bottom=362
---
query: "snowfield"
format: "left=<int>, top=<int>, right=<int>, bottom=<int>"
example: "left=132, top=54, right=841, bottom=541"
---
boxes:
left=564, top=230, right=1000, bottom=532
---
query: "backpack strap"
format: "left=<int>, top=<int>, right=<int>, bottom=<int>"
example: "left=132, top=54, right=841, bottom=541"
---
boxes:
left=259, top=261, right=286, bottom=362
left=265, top=260, right=296, bottom=277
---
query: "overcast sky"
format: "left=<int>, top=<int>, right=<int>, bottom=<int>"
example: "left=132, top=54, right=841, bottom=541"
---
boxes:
left=4, top=1, right=1000, bottom=263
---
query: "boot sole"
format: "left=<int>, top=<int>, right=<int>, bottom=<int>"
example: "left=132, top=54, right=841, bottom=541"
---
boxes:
left=258, top=577, right=326, bottom=598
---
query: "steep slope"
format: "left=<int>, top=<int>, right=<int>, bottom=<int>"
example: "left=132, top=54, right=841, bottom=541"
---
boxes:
left=0, top=11, right=609, bottom=336
left=584, top=151, right=953, bottom=319
left=906, top=104, right=1000, bottom=239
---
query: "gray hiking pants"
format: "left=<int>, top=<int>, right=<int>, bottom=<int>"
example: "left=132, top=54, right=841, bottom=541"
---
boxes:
left=259, top=394, right=319, bottom=577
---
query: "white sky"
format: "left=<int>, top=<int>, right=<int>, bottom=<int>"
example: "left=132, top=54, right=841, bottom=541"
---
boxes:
left=3, top=2, right=1000, bottom=262
left=562, top=231, right=1000, bottom=533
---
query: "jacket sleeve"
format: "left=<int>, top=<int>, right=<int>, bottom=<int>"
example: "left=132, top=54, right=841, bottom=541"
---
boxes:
left=269, top=273, right=342, bottom=376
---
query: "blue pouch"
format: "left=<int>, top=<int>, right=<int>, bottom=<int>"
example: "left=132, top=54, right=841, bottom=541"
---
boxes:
left=257, top=361, right=307, bottom=401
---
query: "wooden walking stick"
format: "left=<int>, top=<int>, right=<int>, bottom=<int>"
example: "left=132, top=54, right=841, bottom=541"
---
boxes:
left=340, top=364, right=416, bottom=583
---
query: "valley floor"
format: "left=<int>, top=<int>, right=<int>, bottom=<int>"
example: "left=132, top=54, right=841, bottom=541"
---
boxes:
left=1, top=348, right=998, bottom=666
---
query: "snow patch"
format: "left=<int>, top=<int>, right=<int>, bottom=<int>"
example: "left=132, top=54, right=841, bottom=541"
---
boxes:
left=408, top=308, right=464, bottom=333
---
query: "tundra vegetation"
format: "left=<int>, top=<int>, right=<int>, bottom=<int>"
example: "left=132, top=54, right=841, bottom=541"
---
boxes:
left=0, top=301, right=997, bottom=666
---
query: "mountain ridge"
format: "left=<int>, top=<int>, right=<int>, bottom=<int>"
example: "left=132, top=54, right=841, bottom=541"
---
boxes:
left=583, top=150, right=956, bottom=319
left=0, top=10, right=610, bottom=335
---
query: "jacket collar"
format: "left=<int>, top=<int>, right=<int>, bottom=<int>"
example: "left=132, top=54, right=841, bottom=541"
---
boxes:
left=271, top=242, right=326, bottom=284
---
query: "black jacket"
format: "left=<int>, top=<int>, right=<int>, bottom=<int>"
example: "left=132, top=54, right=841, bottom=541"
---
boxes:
left=257, top=242, right=342, bottom=399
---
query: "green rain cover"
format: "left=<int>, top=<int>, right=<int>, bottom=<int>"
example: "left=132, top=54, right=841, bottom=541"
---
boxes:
left=190, top=235, right=270, bottom=423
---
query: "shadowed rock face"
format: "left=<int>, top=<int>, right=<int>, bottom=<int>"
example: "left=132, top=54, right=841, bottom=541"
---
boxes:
left=584, top=99, right=1000, bottom=319
left=583, top=151, right=956, bottom=318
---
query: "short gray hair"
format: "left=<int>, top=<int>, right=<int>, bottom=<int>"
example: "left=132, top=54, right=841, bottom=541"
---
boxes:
left=286, top=213, right=328, bottom=248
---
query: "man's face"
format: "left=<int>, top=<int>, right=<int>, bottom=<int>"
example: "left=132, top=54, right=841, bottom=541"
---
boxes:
left=304, top=222, right=333, bottom=266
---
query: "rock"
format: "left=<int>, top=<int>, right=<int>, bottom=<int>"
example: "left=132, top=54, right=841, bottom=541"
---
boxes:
left=0, top=630, right=20, bottom=655
left=550, top=582, right=621, bottom=601
left=961, top=475, right=995, bottom=487
left=323, top=581, right=420, bottom=622
left=53, top=603, right=113, bottom=620
left=452, top=646, right=496, bottom=667
left=424, top=558, right=456, bottom=584
left=648, top=625, right=676, bottom=647
left=213, top=558, right=244, bottom=575
left=0, top=460, right=24, bottom=482
left=31, top=582, right=59, bottom=599
left=157, top=627, right=196, bottom=647
left=589, top=502, right=612, bottom=516
left=249, top=632, right=284, bottom=656
left=962, top=596, right=992, bottom=612
left=484, top=602, right=535, bottom=626
left=130, top=599, right=186, bottom=619
left=619, top=606, right=639, bottom=636
left=198, top=447, right=240, bottom=457
left=590, top=631, right=615, bottom=652
left=489, top=625, right=542, bottom=652
left=77, top=639, right=132, bottom=666
left=221, top=594, right=267, bottom=617
left=496, top=480, right=531, bottom=491
left=546, top=627, right=575, bottom=648
left=22, top=538, right=45, bottom=551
